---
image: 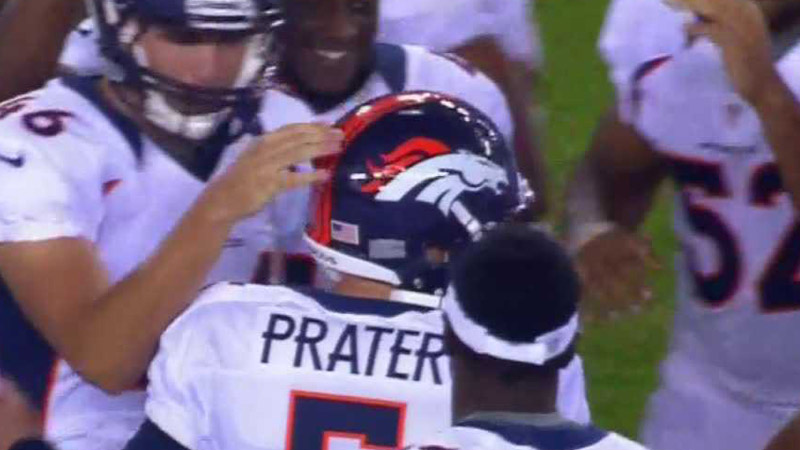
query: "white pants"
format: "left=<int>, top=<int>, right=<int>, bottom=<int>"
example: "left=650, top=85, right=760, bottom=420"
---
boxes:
left=641, top=352, right=798, bottom=450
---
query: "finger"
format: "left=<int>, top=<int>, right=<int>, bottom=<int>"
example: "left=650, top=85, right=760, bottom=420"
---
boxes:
left=271, top=122, right=338, bottom=140
left=281, top=170, right=331, bottom=190
left=254, top=126, right=343, bottom=159
left=255, top=136, right=342, bottom=171
left=277, top=139, right=343, bottom=168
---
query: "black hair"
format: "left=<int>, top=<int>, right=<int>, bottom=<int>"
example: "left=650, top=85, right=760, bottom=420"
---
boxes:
left=449, top=224, right=580, bottom=373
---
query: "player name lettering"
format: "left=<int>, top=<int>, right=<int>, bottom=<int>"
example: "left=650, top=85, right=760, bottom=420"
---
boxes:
left=261, top=313, right=446, bottom=385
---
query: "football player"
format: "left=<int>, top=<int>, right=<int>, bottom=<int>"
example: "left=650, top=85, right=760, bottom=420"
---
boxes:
left=0, top=0, right=339, bottom=449
left=409, top=225, right=648, bottom=450
left=567, top=0, right=800, bottom=448
left=259, top=0, right=589, bottom=424
left=122, top=92, right=525, bottom=450
left=59, top=0, right=549, bottom=217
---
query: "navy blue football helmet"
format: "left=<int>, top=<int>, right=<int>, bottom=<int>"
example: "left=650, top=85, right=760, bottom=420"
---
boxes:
left=305, top=91, right=528, bottom=298
left=87, top=0, right=282, bottom=139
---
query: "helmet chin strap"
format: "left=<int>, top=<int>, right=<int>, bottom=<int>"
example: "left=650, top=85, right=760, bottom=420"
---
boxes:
left=132, top=44, right=227, bottom=141
left=127, top=28, right=270, bottom=141
left=143, top=91, right=228, bottom=141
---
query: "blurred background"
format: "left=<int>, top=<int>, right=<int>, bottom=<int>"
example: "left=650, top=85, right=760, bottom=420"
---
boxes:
left=537, top=0, right=675, bottom=436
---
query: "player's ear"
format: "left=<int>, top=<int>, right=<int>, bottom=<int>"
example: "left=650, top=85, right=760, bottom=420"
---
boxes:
left=424, top=245, right=449, bottom=265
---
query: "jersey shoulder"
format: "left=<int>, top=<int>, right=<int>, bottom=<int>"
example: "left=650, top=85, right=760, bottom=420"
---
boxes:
left=0, top=77, right=136, bottom=242
left=156, top=282, right=443, bottom=372
left=598, top=0, right=686, bottom=93
left=592, top=432, right=650, bottom=450
left=0, top=76, right=137, bottom=166
left=377, top=0, right=490, bottom=52
left=414, top=421, right=647, bottom=450
left=399, top=45, right=513, bottom=144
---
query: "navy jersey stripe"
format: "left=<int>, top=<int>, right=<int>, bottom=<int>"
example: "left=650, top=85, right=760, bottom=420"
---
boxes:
left=458, top=419, right=608, bottom=450
left=124, top=419, right=189, bottom=450
left=0, top=275, right=57, bottom=410
left=374, top=43, right=408, bottom=93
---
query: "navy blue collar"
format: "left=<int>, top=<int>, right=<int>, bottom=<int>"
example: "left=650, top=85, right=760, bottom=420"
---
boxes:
left=456, top=418, right=608, bottom=450
left=291, top=287, right=434, bottom=318
left=61, top=75, right=144, bottom=159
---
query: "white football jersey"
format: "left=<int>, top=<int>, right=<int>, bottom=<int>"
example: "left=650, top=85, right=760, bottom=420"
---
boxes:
left=288, top=44, right=514, bottom=145
left=409, top=415, right=648, bottom=450
left=377, top=0, right=542, bottom=69
left=146, top=282, right=450, bottom=450
left=0, top=76, right=314, bottom=450
left=597, top=0, right=687, bottom=122
left=617, top=35, right=800, bottom=405
left=271, top=43, right=590, bottom=425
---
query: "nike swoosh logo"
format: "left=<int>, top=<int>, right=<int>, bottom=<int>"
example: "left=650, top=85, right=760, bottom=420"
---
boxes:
left=0, top=154, right=24, bottom=168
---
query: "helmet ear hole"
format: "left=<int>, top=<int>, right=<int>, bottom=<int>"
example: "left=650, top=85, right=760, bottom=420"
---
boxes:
left=423, top=246, right=449, bottom=266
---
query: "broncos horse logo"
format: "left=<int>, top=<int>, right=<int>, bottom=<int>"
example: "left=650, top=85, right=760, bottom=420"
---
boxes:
left=372, top=146, right=509, bottom=239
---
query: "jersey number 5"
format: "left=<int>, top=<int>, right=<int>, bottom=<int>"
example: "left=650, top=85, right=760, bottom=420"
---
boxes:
left=285, top=391, right=406, bottom=450
left=671, top=158, right=800, bottom=312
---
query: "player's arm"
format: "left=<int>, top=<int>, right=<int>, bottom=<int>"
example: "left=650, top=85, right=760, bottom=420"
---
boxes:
left=0, top=125, right=341, bottom=393
left=676, top=0, right=800, bottom=211
left=565, top=108, right=666, bottom=319
left=0, top=0, right=85, bottom=102
left=0, top=377, right=42, bottom=450
left=452, top=36, right=548, bottom=219
left=765, top=412, right=800, bottom=450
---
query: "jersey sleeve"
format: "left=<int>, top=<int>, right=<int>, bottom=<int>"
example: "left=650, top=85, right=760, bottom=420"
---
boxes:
left=0, top=127, right=103, bottom=243
left=597, top=0, right=687, bottom=122
left=406, top=46, right=515, bottom=146
left=145, top=292, right=216, bottom=449
left=491, top=0, right=543, bottom=68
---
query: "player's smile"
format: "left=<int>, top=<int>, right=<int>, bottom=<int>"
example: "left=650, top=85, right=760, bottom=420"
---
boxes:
left=280, top=0, right=378, bottom=95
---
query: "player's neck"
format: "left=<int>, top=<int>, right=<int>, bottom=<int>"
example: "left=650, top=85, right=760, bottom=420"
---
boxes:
left=333, top=274, right=393, bottom=301
left=453, top=376, right=558, bottom=421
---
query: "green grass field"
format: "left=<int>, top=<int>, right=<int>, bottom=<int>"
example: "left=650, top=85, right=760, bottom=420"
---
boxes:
left=536, top=0, right=678, bottom=438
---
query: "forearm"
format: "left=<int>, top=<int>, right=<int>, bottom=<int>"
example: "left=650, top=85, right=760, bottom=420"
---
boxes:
left=0, top=0, right=85, bottom=101
left=71, top=197, right=235, bottom=392
left=752, top=74, right=800, bottom=211
left=765, top=412, right=800, bottom=450
left=565, top=118, right=664, bottom=242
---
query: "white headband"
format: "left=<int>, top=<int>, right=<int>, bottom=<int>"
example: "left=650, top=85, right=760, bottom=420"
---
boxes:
left=441, top=285, right=579, bottom=366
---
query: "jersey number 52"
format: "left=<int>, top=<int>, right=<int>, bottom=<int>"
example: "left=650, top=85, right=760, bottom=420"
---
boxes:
left=671, top=157, right=800, bottom=312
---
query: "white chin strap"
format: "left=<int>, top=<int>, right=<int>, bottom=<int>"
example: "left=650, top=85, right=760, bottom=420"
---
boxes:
left=129, top=31, right=268, bottom=141
left=442, top=285, right=579, bottom=366
left=143, top=92, right=227, bottom=141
